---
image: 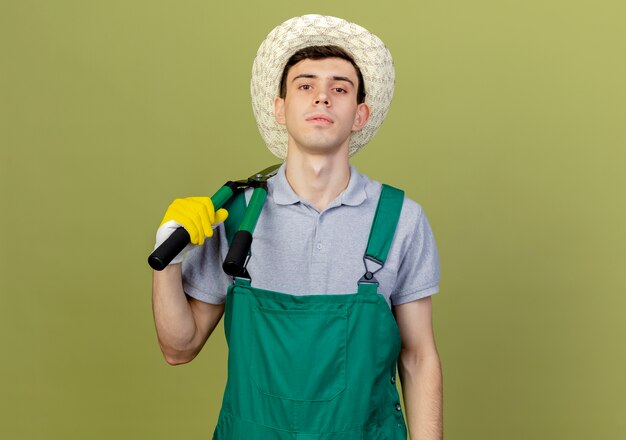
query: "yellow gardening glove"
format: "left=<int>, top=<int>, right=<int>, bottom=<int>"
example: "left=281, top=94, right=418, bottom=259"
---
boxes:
left=155, top=197, right=229, bottom=264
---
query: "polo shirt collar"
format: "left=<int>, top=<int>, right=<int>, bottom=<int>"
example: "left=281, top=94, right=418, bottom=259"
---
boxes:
left=271, top=162, right=367, bottom=207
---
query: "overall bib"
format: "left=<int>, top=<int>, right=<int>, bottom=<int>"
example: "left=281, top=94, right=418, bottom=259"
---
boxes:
left=212, top=184, right=408, bottom=439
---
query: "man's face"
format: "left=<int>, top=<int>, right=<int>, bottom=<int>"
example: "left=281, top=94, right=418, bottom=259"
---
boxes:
left=274, top=57, right=370, bottom=157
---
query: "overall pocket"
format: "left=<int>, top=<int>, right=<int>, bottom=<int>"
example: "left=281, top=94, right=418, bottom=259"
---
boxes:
left=251, top=306, right=347, bottom=402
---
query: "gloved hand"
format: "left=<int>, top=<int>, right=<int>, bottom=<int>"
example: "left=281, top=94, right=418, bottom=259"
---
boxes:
left=154, top=197, right=229, bottom=264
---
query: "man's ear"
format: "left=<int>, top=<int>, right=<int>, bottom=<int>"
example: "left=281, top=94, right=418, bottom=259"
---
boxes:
left=274, top=96, right=286, bottom=125
left=352, top=103, right=371, bottom=132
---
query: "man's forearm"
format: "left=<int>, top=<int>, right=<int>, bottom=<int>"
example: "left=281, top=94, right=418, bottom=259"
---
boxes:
left=152, top=264, right=200, bottom=363
left=398, top=351, right=443, bottom=440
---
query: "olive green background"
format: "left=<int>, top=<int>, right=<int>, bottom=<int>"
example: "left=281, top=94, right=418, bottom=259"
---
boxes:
left=1, top=1, right=625, bottom=439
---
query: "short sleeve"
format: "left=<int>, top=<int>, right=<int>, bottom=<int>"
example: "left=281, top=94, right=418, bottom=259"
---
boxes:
left=390, top=207, right=441, bottom=306
left=181, top=224, right=231, bottom=304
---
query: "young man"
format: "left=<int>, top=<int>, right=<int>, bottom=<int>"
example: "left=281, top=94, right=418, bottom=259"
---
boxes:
left=152, top=15, right=442, bottom=439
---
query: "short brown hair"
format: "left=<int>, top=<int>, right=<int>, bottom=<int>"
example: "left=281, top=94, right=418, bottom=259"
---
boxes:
left=278, top=45, right=366, bottom=104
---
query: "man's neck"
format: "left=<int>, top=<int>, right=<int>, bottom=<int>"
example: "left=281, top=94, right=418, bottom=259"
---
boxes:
left=284, top=149, right=351, bottom=212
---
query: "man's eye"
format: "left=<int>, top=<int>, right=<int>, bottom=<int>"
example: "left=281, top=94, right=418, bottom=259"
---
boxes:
left=299, top=84, right=312, bottom=90
left=334, top=88, right=347, bottom=93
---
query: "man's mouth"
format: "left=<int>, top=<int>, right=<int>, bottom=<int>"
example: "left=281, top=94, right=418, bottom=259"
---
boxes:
left=306, top=114, right=334, bottom=124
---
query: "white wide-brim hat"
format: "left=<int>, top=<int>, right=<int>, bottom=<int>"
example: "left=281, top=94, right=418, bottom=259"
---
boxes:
left=251, top=14, right=395, bottom=159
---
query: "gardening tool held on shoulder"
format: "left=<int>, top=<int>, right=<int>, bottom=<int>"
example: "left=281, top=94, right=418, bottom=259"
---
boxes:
left=148, top=164, right=281, bottom=272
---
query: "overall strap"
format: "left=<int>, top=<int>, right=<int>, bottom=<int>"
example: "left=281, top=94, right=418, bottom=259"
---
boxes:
left=358, top=184, right=405, bottom=295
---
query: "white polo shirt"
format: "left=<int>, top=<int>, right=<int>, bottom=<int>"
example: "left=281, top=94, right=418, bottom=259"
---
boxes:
left=182, top=163, right=440, bottom=309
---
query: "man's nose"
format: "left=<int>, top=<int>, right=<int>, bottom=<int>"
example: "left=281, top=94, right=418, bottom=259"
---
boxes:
left=314, top=92, right=330, bottom=106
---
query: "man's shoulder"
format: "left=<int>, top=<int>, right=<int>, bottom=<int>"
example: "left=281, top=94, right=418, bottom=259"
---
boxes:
left=357, top=170, right=425, bottom=219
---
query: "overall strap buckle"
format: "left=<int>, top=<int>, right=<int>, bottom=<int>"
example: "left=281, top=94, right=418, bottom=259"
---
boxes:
left=358, top=255, right=384, bottom=285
